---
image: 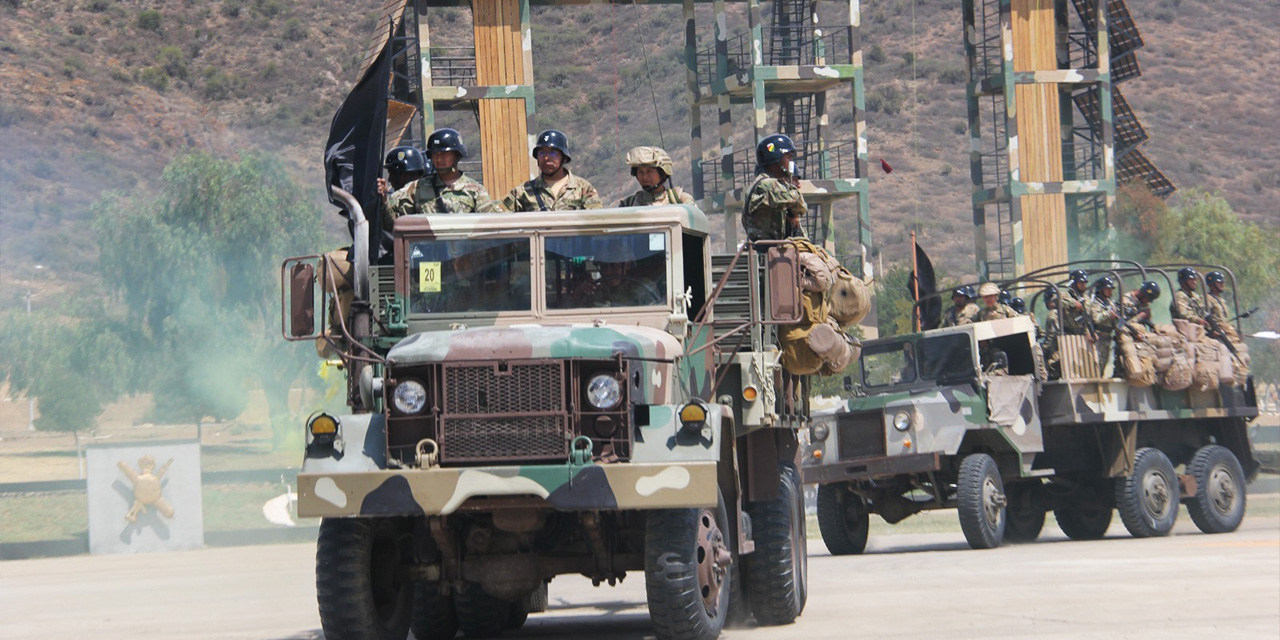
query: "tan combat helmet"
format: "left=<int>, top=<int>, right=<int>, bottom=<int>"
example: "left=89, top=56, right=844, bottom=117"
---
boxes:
left=625, top=146, right=674, bottom=178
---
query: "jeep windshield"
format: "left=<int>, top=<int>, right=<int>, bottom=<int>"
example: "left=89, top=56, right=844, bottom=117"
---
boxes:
left=545, top=232, right=668, bottom=310
left=862, top=341, right=917, bottom=387
left=918, top=333, right=975, bottom=383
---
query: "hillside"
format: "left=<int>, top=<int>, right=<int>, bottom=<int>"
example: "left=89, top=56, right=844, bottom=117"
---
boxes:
left=1, top=0, right=1277, bottom=301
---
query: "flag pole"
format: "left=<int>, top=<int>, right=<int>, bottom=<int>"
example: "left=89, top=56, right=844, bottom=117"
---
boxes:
left=911, top=230, right=920, bottom=332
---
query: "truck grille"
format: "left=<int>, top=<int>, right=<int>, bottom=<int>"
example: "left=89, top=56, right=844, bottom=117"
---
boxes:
left=439, top=362, right=568, bottom=463
left=837, top=412, right=886, bottom=460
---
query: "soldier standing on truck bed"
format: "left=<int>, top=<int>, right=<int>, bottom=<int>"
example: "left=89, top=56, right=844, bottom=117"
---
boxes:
left=1090, top=275, right=1119, bottom=376
left=742, top=134, right=807, bottom=241
left=619, top=147, right=696, bottom=207
left=942, top=286, right=980, bottom=327
left=1170, top=267, right=1207, bottom=326
left=978, top=282, right=1019, bottom=321
left=504, top=129, right=603, bottom=212
left=382, top=128, right=502, bottom=227
left=1041, top=288, right=1063, bottom=379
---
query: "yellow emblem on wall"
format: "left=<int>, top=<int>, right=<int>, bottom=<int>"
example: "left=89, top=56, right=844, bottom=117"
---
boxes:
left=118, top=455, right=175, bottom=523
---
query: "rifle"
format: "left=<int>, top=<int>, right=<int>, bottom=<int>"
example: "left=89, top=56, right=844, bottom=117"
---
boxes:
left=1236, top=306, right=1260, bottom=321
left=1203, top=310, right=1242, bottom=363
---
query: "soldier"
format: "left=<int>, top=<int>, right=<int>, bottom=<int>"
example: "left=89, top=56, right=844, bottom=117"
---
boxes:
left=1041, top=289, right=1062, bottom=380
left=1170, top=267, right=1206, bottom=325
left=1010, top=297, right=1027, bottom=315
left=941, top=286, right=980, bottom=327
left=619, top=147, right=696, bottom=207
left=1203, top=271, right=1235, bottom=339
left=741, top=134, right=807, bottom=242
left=1090, top=276, right=1119, bottom=376
left=1119, top=280, right=1160, bottom=339
left=977, top=282, right=1019, bottom=321
left=504, top=129, right=603, bottom=212
left=383, top=129, right=501, bottom=229
left=1061, top=269, right=1094, bottom=338
left=574, top=257, right=664, bottom=308
left=376, top=145, right=429, bottom=196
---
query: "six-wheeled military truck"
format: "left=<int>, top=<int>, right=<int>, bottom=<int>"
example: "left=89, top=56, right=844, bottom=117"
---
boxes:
left=283, top=193, right=815, bottom=640
left=803, top=262, right=1259, bottom=552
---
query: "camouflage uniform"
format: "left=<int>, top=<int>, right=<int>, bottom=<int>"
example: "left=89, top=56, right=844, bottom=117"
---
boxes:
left=1089, top=295, right=1119, bottom=376
left=1170, top=288, right=1205, bottom=322
left=1205, top=292, right=1236, bottom=340
left=503, top=171, right=602, bottom=212
left=979, top=303, right=1019, bottom=322
left=742, top=176, right=807, bottom=241
left=1118, top=290, right=1154, bottom=337
left=1061, top=287, right=1092, bottom=336
left=1041, top=309, right=1062, bottom=379
left=619, top=186, right=696, bottom=208
left=382, top=173, right=501, bottom=229
left=941, top=302, right=980, bottom=327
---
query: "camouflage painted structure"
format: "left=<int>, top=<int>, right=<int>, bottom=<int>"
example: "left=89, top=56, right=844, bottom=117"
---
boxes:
left=964, top=0, right=1174, bottom=281
left=285, top=202, right=815, bottom=640
left=803, top=262, right=1258, bottom=553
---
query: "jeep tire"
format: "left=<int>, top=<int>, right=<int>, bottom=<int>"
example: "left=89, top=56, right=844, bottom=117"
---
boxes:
left=957, top=453, right=1006, bottom=549
left=316, top=517, right=414, bottom=640
left=816, top=483, right=869, bottom=555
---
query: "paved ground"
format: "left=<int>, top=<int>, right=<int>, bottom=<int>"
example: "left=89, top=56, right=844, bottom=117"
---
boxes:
left=2, top=513, right=1277, bottom=640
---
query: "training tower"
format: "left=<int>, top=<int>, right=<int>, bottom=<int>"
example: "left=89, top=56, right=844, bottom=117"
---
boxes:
left=964, top=0, right=1173, bottom=280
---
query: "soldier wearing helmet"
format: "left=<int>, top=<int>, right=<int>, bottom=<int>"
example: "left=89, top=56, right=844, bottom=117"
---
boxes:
left=1041, top=288, right=1063, bottom=379
left=741, top=134, right=807, bottom=242
left=382, top=129, right=501, bottom=229
left=1009, top=297, right=1027, bottom=315
left=1061, top=269, right=1093, bottom=337
left=977, top=282, right=1019, bottom=321
left=941, top=285, right=980, bottom=327
left=1170, top=266, right=1206, bottom=325
left=1089, top=276, right=1120, bottom=376
left=1203, top=271, right=1235, bottom=339
left=619, top=147, right=696, bottom=207
left=377, top=145, right=429, bottom=196
left=1119, top=280, right=1160, bottom=339
left=503, top=129, right=602, bottom=212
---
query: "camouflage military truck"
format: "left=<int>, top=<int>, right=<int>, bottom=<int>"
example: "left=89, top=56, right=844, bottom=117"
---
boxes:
left=803, top=262, right=1259, bottom=552
left=283, top=195, right=812, bottom=640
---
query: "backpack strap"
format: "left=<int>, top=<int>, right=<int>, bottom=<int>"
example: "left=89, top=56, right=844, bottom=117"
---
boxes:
left=531, top=180, right=549, bottom=211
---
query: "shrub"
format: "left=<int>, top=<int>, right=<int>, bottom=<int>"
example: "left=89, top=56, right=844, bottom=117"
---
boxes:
left=283, top=18, right=306, bottom=41
left=86, top=0, right=111, bottom=12
left=139, top=66, right=169, bottom=91
left=158, top=46, right=188, bottom=79
left=136, top=9, right=161, bottom=31
left=69, top=22, right=87, bottom=35
left=938, top=66, right=967, bottom=84
left=201, top=67, right=238, bottom=100
left=866, top=44, right=885, bottom=64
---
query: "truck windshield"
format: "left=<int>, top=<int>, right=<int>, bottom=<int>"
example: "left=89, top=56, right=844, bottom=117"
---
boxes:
left=918, top=333, right=974, bottom=382
left=545, top=232, right=668, bottom=310
left=862, top=341, right=916, bottom=387
left=406, top=238, right=532, bottom=314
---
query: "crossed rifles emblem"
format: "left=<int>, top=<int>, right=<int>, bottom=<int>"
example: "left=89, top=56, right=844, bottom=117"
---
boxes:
left=117, top=455, right=176, bottom=523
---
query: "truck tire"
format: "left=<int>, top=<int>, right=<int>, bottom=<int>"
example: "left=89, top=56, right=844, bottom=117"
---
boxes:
left=1115, top=447, right=1179, bottom=538
left=645, top=491, right=732, bottom=640
left=957, top=453, right=1006, bottom=549
left=1186, top=445, right=1247, bottom=534
left=816, top=483, right=869, bottom=555
left=410, top=582, right=458, bottom=640
left=316, top=517, right=414, bottom=640
left=1053, top=506, right=1111, bottom=540
left=455, top=581, right=512, bottom=638
left=744, top=463, right=807, bottom=626
left=1003, top=485, right=1044, bottom=543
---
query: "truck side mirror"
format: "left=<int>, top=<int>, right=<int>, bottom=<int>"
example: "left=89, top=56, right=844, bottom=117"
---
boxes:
left=766, top=245, right=802, bottom=323
left=288, top=261, right=317, bottom=338
left=843, top=375, right=854, bottom=392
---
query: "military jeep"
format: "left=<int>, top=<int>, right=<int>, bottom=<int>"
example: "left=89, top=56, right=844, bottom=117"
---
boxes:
left=284, top=196, right=811, bottom=640
left=803, top=263, right=1259, bottom=552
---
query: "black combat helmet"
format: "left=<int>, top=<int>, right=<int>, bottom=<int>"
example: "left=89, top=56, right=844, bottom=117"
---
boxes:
left=1177, top=267, right=1199, bottom=284
left=533, top=129, right=572, bottom=162
left=998, top=289, right=1013, bottom=306
left=383, top=146, right=428, bottom=174
left=1205, top=271, right=1226, bottom=286
left=1045, top=288, right=1059, bottom=305
left=756, top=134, right=797, bottom=171
left=1069, top=269, right=1089, bottom=284
left=1094, top=275, right=1116, bottom=291
left=1010, top=297, right=1026, bottom=314
left=427, top=128, right=467, bottom=158
left=953, top=286, right=974, bottom=300
left=1140, top=280, right=1161, bottom=300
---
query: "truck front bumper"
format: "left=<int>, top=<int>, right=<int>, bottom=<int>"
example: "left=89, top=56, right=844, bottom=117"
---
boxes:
left=802, top=452, right=942, bottom=485
left=298, top=461, right=719, bottom=518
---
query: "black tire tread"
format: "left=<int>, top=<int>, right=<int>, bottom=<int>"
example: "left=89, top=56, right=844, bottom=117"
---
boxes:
left=410, top=582, right=458, bottom=640
left=644, top=505, right=729, bottom=640
left=1054, top=507, right=1111, bottom=541
left=744, top=463, right=805, bottom=626
left=454, top=582, right=511, bottom=639
left=1186, top=445, right=1247, bottom=534
left=316, top=518, right=413, bottom=640
left=815, top=484, right=869, bottom=555
left=1115, top=447, right=1179, bottom=538
left=956, top=453, right=1005, bottom=549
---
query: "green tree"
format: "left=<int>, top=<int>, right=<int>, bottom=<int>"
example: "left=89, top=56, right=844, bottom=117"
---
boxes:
left=92, top=152, right=327, bottom=447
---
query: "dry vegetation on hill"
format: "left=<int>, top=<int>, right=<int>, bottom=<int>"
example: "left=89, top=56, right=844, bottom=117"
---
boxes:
left=1, top=0, right=1276, bottom=299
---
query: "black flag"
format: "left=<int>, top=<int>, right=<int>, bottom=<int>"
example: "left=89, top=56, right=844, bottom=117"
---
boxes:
left=324, top=22, right=395, bottom=263
left=908, top=243, right=941, bottom=331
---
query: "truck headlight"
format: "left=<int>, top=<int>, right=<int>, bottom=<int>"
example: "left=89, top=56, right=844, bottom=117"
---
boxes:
left=811, top=422, right=830, bottom=441
left=393, top=380, right=427, bottom=414
left=587, top=374, right=622, bottom=409
left=892, top=411, right=912, bottom=432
